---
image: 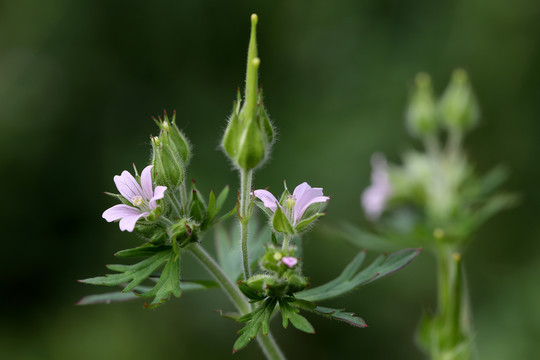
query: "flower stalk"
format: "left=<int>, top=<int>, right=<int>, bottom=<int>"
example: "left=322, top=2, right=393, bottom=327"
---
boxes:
left=188, top=243, right=285, bottom=360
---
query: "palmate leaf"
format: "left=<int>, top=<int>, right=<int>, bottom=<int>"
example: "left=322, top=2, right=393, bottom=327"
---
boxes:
left=290, top=298, right=367, bottom=328
left=233, top=298, right=278, bottom=353
left=76, top=280, right=217, bottom=305
left=279, top=299, right=315, bottom=334
left=80, top=248, right=182, bottom=308
left=296, top=248, right=420, bottom=302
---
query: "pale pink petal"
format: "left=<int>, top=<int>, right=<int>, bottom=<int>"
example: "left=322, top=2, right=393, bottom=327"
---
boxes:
left=295, top=195, right=329, bottom=223
left=292, top=182, right=311, bottom=200
left=253, top=189, right=279, bottom=212
left=140, top=165, right=154, bottom=201
left=294, top=187, right=326, bottom=222
left=149, top=185, right=167, bottom=209
left=114, top=175, right=138, bottom=203
left=102, top=204, right=141, bottom=222
left=118, top=212, right=147, bottom=232
left=120, top=170, right=144, bottom=201
left=281, top=257, right=298, bottom=268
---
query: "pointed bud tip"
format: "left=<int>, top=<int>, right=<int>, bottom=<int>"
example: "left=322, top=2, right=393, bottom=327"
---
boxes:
left=251, top=14, right=258, bottom=25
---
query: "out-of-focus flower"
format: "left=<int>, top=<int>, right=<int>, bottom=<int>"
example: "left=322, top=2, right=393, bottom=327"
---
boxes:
left=103, top=165, right=167, bottom=232
left=362, top=154, right=392, bottom=221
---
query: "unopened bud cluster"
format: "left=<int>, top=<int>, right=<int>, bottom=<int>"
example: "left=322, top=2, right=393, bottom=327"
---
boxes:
left=240, top=245, right=308, bottom=299
left=406, top=69, right=479, bottom=140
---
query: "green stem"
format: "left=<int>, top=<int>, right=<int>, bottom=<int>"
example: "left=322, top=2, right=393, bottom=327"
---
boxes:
left=188, top=243, right=286, bottom=360
left=166, top=192, right=181, bottom=217
left=239, top=169, right=253, bottom=280
left=282, top=234, right=292, bottom=249
left=188, top=243, right=249, bottom=313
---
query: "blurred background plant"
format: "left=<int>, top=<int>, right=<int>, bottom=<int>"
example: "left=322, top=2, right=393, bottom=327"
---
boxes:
left=1, top=1, right=539, bottom=359
left=355, top=69, right=517, bottom=359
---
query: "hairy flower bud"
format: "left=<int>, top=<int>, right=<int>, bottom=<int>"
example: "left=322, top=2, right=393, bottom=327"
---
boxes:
left=438, top=69, right=480, bottom=133
left=406, top=73, right=438, bottom=139
left=154, top=110, right=191, bottom=166
left=151, top=136, right=184, bottom=189
left=221, top=14, right=274, bottom=171
left=167, top=218, right=200, bottom=247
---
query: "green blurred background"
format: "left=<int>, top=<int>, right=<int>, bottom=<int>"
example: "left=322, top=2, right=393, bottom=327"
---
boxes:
left=1, top=0, right=539, bottom=359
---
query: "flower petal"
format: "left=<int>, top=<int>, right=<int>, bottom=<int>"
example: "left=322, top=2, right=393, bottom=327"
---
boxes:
left=281, top=257, right=298, bottom=268
left=149, top=185, right=167, bottom=209
left=102, top=204, right=141, bottom=222
left=295, top=195, right=329, bottom=223
left=253, top=189, right=279, bottom=212
left=293, top=184, right=326, bottom=222
left=121, top=170, right=144, bottom=199
left=119, top=212, right=147, bottom=232
left=114, top=175, right=137, bottom=202
left=140, top=165, right=154, bottom=201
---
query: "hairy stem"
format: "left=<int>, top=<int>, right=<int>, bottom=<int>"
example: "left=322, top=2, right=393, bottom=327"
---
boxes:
left=188, top=243, right=286, bottom=360
left=239, top=169, right=253, bottom=280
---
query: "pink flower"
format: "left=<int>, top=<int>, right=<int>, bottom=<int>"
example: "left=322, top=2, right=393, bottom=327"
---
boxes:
left=281, top=257, right=298, bottom=268
left=102, top=165, right=167, bottom=232
left=254, top=182, right=329, bottom=226
left=361, top=153, right=392, bottom=221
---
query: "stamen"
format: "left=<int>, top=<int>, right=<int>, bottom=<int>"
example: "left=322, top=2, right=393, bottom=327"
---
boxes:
left=132, top=195, right=143, bottom=206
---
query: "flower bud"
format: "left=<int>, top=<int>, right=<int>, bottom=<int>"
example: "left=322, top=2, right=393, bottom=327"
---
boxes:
left=438, top=69, right=480, bottom=133
left=167, top=218, right=200, bottom=247
left=221, top=14, right=274, bottom=171
left=154, top=110, right=191, bottom=166
left=406, top=73, right=438, bottom=139
left=151, top=136, right=184, bottom=190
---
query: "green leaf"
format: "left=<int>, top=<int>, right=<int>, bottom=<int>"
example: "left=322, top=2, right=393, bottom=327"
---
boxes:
left=233, top=298, right=277, bottom=353
left=77, top=280, right=217, bottom=306
left=81, top=251, right=171, bottom=292
left=311, top=306, right=367, bottom=328
left=139, top=252, right=182, bottom=308
left=296, top=248, right=421, bottom=302
left=279, top=299, right=315, bottom=333
left=272, top=206, right=294, bottom=234
left=115, top=244, right=172, bottom=258
left=80, top=249, right=186, bottom=307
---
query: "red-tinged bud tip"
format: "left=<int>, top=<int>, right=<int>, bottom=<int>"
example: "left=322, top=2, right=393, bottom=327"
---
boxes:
left=191, top=179, right=196, bottom=183
left=193, top=190, right=197, bottom=194
left=312, top=331, right=316, bottom=334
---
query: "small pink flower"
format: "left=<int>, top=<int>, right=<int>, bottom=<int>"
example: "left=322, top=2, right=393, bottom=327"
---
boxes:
left=281, top=257, right=298, bottom=268
left=254, top=182, right=329, bottom=225
left=361, top=153, right=392, bottom=221
left=102, top=165, right=167, bottom=232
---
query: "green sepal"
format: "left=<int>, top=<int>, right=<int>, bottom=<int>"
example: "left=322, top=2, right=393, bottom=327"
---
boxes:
left=295, top=212, right=325, bottom=233
left=216, top=185, right=230, bottom=210
left=297, top=248, right=421, bottom=302
left=104, top=192, right=131, bottom=206
left=189, top=182, right=206, bottom=223
left=233, top=297, right=278, bottom=353
left=272, top=206, right=295, bottom=234
left=204, top=190, right=217, bottom=227
left=279, top=299, right=315, bottom=334
left=238, top=280, right=265, bottom=301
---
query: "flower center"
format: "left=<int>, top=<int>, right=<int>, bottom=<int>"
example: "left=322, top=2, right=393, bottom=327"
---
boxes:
left=286, top=195, right=296, bottom=210
left=132, top=195, right=144, bottom=206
